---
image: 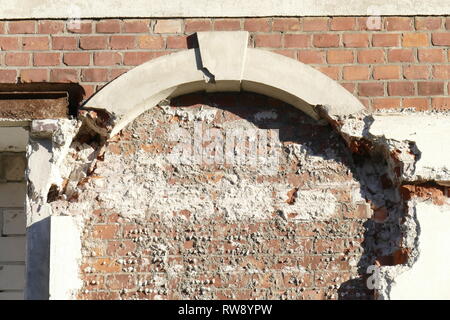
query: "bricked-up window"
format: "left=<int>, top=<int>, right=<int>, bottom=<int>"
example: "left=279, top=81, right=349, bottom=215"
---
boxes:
left=77, top=92, right=374, bottom=300
left=0, top=151, right=27, bottom=300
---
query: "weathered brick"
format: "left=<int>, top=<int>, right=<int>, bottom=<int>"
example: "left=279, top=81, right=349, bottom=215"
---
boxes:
left=432, top=97, right=450, bottom=109
left=52, top=36, right=77, bottom=50
left=327, top=50, right=354, bottom=64
left=343, top=66, right=370, bottom=80
left=123, top=20, right=150, bottom=33
left=418, top=81, right=444, bottom=95
left=154, top=20, right=182, bottom=33
left=0, top=37, right=19, bottom=50
left=387, top=49, right=415, bottom=62
left=418, top=48, right=445, bottom=62
left=403, top=97, right=429, bottom=110
left=385, top=17, right=413, bottom=31
left=214, top=19, right=241, bottom=31
left=415, top=17, right=442, bottom=30
left=303, top=18, right=328, bottom=31
left=433, top=65, right=450, bottom=79
left=403, top=65, right=430, bottom=79
left=343, top=34, right=369, bottom=47
left=63, top=52, right=91, bottom=66
left=185, top=19, right=213, bottom=32
left=297, top=50, right=326, bottom=64
left=20, top=69, right=48, bottom=82
left=0, top=70, right=17, bottom=83
left=94, top=52, right=121, bottom=66
left=255, top=34, right=282, bottom=48
left=110, top=35, right=135, bottom=49
left=33, top=52, right=60, bottom=66
left=273, top=18, right=301, bottom=31
left=5, top=52, right=30, bottom=66
left=330, top=17, right=356, bottom=31
left=402, top=33, right=428, bottom=47
left=81, top=68, right=109, bottom=82
left=357, top=49, right=385, bottom=64
left=38, top=21, right=64, bottom=34
left=313, top=34, right=339, bottom=48
left=22, top=36, right=49, bottom=50
left=388, top=82, right=415, bottom=96
left=358, top=82, right=384, bottom=96
left=432, top=33, right=450, bottom=46
left=372, top=33, right=400, bottom=47
left=243, top=18, right=271, bottom=32
left=372, top=97, right=401, bottom=109
left=8, top=21, right=35, bottom=34
left=373, top=65, right=401, bottom=79
left=284, top=34, right=310, bottom=48
left=67, top=21, right=92, bottom=34
left=96, top=20, right=121, bottom=33
left=50, top=69, right=78, bottom=82
left=79, top=36, right=108, bottom=50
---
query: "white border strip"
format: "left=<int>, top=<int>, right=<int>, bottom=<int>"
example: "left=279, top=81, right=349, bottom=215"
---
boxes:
left=1, top=0, right=449, bottom=19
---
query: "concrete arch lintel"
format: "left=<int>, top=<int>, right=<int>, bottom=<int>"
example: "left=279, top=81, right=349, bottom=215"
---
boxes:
left=82, top=31, right=365, bottom=137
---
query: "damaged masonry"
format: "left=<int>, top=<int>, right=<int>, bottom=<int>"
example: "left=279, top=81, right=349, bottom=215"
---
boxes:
left=1, top=26, right=449, bottom=300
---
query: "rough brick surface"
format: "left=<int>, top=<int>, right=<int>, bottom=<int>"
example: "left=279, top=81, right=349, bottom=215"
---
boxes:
left=71, top=93, right=380, bottom=300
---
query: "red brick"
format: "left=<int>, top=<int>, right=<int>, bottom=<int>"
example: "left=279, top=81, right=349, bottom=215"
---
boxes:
left=5, top=52, right=30, bottom=66
left=388, top=49, right=415, bottom=62
left=64, top=52, right=91, bottom=66
left=402, top=33, right=428, bottom=47
left=343, top=66, right=370, bottom=80
left=214, top=19, right=241, bottom=31
left=284, top=34, right=310, bottom=48
left=433, top=65, right=450, bottom=79
left=38, top=21, right=64, bottom=34
left=330, top=17, right=356, bottom=31
left=402, top=98, right=429, bottom=110
left=341, top=82, right=356, bottom=94
left=272, top=49, right=296, bottom=59
left=255, top=34, right=282, bottom=48
left=303, top=18, right=328, bottom=31
left=110, top=35, right=135, bottom=49
left=372, top=33, right=400, bottom=47
left=109, top=68, right=130, bottom=80
left=432, top=97, right=450, bottom=109
left=82, top=69, right=109, bottom=82
left=166, top=35, right=189, bottom=49
left=273, top=18, right=301, bottom=31
left=418, top=82, right=444, bottom=95
left=185, top=19, right=212, bottom=32
left=0, top=70, right=17, bottom=83
left=154, top=20, right=182, bottom=33
left=297, top=50, right=326, bottom=64
left=19, top=69, right=48, bottom=82
left=138, top=35, right=164, bottom=49
left=0, top=37, right=19, bottom=50
left=403, top=65, right=430, bottom=80
left=388, top=82, right=415, bottom=96
left=373, top=65, right=401, bottom=79
left=106, top=274, right=135, bottom=290
left=317, top=66, right=340, bottom=80
left=94, top=52, right=121, bottom=66
left=81, top=84, right=96, bottom=98
left=0, top=22, right=4, bottom=34
left=418, top=48, right=445, bottom=62
left=447, top=18, right=450, bottom=30
left=357, top=49, right=385, bottom=64
left=432, top=33, right=450, bottom=46
left=343, top=34, right=369, bottom=47
left=92, top=225, right=119, bottom=239
left=96, top=20, right=121, bottom=33
left=123, top=20, right=150, bottom=33
left=33, top=52, right=60, bottom=66
left=50, top=69, right=78, bottom=83
left=67, top=21, right=92, bottom=34
left=327, top=50, right=354, bottom=64
left=385, top=17, right=413, bottom=31
left=358, top=82, right=384, bottom=96
left=243, top=18, right=271, bottom=32
left=415, top=17, right=442, bottom=30
left=123, top=52, right=163, bottom=65
left=372, top=98, right=401, bottom=109
left=313, top=34, right=339, bottom=48
left=22, top=37, right=49, bottom=50
left=52, top=36, right=77, bottom=50
left=80, top=36, right=108, bottom=50
left=357, top=16, right=382, bottom=31
left=8, top=21, right=35, bottom=34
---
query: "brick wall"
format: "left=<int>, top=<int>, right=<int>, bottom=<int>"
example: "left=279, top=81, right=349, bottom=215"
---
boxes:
left=0, top=17, right=450, bottom=110
left=0, top=153, right=27, bottom=300
left=76, top=93, right=375, bottom=300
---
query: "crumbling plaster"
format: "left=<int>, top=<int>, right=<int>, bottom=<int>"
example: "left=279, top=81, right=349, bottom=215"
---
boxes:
left=23, top=31, right=450, bottom=300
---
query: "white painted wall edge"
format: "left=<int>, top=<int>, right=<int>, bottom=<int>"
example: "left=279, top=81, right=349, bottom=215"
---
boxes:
left=1, top=0, right=450, bottom=19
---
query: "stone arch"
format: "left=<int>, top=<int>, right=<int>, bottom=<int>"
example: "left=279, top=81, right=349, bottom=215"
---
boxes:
left=81, top=31, right=365, bottom=137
